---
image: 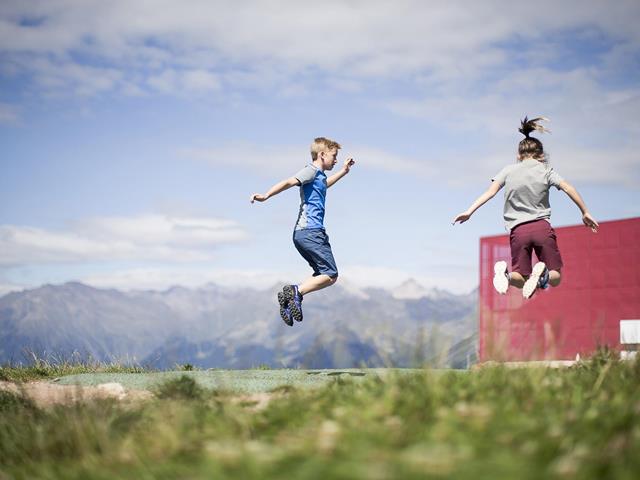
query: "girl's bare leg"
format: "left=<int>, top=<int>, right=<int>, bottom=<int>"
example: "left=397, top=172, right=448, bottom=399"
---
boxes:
left=509, top=272, right=526, bottom=289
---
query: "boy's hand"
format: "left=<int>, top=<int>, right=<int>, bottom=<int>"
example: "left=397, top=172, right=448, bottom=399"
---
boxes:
left=250, top=193, right=268, bottom=203
left=452, top=211, right=471, bottom=225
left=343, top=158, right=355, bottom=173
left=582, top=212, right=599, bottom=232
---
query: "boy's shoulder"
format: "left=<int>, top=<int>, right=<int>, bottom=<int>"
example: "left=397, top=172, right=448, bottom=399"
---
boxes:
left=295, top=164, right=322, bottom=185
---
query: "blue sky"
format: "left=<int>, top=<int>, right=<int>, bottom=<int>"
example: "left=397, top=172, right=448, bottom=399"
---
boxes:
left=1, top=1, right=639, bottom=295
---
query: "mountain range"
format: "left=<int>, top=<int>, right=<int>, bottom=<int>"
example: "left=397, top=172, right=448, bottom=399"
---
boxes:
left=0, top=279, right=478, bottom=369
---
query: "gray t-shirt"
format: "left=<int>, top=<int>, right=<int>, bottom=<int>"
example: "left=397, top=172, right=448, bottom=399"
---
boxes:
left=492, top=159, right=564, bottom=231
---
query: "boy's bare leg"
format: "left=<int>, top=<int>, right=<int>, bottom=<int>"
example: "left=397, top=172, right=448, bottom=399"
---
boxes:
left=298, top=274, right=338, bottom=296
left=509, top=272, right=526, bottom=289
left=549, top=270, right=561, bottom=287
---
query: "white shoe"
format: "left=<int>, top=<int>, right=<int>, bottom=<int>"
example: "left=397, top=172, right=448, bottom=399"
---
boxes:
left=523, top=262, right=547, bottom=299
left=492, top=260, right=509, bottom=294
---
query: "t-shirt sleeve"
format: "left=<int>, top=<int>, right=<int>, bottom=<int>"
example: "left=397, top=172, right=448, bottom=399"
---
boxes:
left=294, top=165, right=317, bottom=185
left=491, top=166, right=510, bottom=186
left=546, top=168, right=564, bottom=190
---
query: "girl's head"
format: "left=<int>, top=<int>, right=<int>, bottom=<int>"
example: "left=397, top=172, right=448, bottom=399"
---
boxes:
left=518, top=116, right=550, bottom=161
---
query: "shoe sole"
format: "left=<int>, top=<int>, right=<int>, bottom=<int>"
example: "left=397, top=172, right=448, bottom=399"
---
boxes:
left=277, top=291, right=293, bottom=326
left=283, top=285, right=303, bottom=322
left=523, top=262, right=546, bottom=299
left=493, top=260, right=509, bottom=294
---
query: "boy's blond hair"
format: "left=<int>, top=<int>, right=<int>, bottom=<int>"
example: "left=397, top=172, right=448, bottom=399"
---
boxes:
left=310, top=137, right=341, bottom=161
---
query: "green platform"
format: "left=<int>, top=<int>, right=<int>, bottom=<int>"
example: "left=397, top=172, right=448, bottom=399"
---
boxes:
left=53, top=368, right=428, bottom=393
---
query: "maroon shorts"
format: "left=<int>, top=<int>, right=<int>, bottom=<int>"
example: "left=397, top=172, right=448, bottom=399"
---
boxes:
left=509, top=219, right=563, bottom=276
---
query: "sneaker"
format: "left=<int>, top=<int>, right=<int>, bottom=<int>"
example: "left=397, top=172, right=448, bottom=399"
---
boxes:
left=283, top=285, right=303, bottom=322
left=492, top=260, right=509, bottom=295
left=277, top=290, right=293, bottom=326
left=523, top=262, right=548, bottom=299
left=538, top=266, right=550, bottom=290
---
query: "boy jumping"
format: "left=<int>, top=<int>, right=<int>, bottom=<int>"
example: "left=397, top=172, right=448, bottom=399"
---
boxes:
left=453, top=116, right=598, bottom=299
left=250, top=137, right=355, bottom=325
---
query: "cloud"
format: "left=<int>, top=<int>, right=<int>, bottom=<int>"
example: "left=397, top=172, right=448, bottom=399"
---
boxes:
left=181, top=142, right=435, bottom=178
left=0, top=214, right=248, bottom=266
left=1, top=1, right=639, bottom=97
left=0, top=282, right=26, bottom=296
left=337, top=264, right=477, bottom=294
left=1, top=1, right=638, bottom=189
left=180, top=143, right=306, bottom=175
left=80, top=267, right=289, bottom=292
left=181, top=136, right=639, bottom=187
left=384, top=65, right=640, bottom=187
left=75, top=264, right=475, bottom=294
left=147, top=68, right=220, bottom=95
left=0, top=102, right=19, bottom=124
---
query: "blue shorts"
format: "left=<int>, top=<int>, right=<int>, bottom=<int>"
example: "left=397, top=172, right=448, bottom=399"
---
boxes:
left=293, top=228, right=338, bottom=278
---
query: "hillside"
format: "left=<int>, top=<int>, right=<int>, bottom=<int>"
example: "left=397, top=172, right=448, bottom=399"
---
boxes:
left=0, top=281, right=477, bottom=368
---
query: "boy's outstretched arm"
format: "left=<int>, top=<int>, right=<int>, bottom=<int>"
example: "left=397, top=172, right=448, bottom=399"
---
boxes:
left=452, top=181, right=502, bottom=225
left=327, top=158, right=355, bottom=188
left=558, top=180, right=599, bottom=232
left=250, top=177, right=299, bottom=203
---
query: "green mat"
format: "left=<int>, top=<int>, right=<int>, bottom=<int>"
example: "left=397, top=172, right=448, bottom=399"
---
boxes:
left=53, top=368, right=428, bottom=393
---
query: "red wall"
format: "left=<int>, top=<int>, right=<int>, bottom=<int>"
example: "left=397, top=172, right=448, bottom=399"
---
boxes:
left=479, top=217, right=640, bottom=361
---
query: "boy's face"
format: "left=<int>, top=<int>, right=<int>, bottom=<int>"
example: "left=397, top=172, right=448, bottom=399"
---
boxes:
left=319, top=148, right=338, bottom=171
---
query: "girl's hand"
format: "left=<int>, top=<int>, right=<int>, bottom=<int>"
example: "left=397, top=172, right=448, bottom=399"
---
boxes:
left=582, top=212, right=599, bottom=232
left=452, top=212, right=472, bottom=225
left=250, top=193, right=268, bottom=203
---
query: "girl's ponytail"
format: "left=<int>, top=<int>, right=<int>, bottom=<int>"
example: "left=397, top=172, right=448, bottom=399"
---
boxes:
left=518, top=116, right=549, bottom=161
left=519, top=116, right=550, bottom=138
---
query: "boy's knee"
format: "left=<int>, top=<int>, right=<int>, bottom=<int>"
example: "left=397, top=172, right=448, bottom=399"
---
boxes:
left=329, top=274, right=339, bottom=285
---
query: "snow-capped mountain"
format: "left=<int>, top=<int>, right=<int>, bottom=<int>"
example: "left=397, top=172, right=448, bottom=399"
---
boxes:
left=0, top=280, right=477, bottom=369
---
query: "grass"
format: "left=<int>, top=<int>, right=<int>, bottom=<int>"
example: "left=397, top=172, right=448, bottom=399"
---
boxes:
left=0, top=355, right=151, bottom=382
left=1, top=351, right=639, bottom=479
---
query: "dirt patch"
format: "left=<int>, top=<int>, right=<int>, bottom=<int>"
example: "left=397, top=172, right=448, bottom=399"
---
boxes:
left=0, top=380, right=153, bottom=408
left=232, top=392, right=275, bottom=411
left=0, top=381, right=278, bottom=410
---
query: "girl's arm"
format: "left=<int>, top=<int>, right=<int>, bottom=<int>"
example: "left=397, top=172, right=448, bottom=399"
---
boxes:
left=250, top=177, right=299, bottom=203
left=558, top=180, right=599, bottom=232
left=452, top=181, right=502, bottom=225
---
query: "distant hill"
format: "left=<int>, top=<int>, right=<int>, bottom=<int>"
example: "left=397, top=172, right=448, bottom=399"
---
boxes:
left=0, top=281, right=477, bottom=369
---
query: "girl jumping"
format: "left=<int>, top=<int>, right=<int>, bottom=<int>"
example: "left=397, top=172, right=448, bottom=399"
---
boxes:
left=453, top=116, right=599, bottom=298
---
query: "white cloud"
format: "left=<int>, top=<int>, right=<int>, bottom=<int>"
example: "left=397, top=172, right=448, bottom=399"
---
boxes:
left=0, top=102, right=19, bottom=124
left=182, top=137, right=639, bottom=187
left=181, top=142, right=436, bottom=178
left=180, top=143, right=305, bottom=174
left=80, top=267, right=289, bottom=292
left=339, top=265, right=476, bottom=294
left=76, top=264, right=475, bottom=294
left=0, top=282, right=26, bottom=296
left=0, top=214, right=248, bottom=267
left=182, top=69, right=220, bottom=92
left=1, top=1, right=638, bottom=96
left=147, top=68, right=220, bottom=94
left=384, top=65, right=640, bottom=187
left=354, top=146, right=436, bottom=177
left=8, top=56, right=125, bottom=96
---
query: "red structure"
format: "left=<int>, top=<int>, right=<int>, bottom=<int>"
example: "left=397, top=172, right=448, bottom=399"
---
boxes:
left=479, top=217, right=640, bottom=361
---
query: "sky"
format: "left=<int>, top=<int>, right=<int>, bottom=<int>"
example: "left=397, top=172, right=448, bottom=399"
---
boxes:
left=1, top=0, right=639, bottom=296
